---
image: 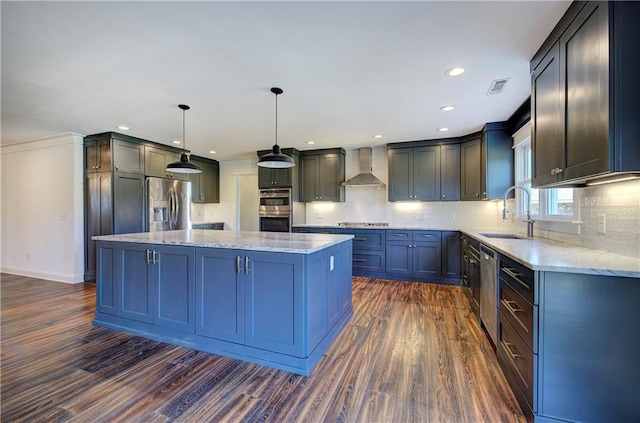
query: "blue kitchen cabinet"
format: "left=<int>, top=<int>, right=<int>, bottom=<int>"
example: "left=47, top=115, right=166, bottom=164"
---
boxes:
left=117, top=243, right=154, bottom=324
left=386, top=230, right=442, bottom=279
left=195, top=248, right=245, bottom=343
left=116, top=242, right=195, bottom=332
left=154, top=245, right=195, bottom=333
left=244, top=251, right=304, bottom=356
left=95, top=241, right=117, bottom=315
left=334, top=228, right=385, bottom=276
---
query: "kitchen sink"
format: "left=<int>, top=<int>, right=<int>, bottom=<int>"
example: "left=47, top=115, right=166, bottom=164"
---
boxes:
left=478, top=232, right=527, bottom=239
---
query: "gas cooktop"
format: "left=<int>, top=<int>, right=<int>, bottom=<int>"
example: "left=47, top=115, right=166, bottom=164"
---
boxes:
left=337, top=222, right=389, bottom=227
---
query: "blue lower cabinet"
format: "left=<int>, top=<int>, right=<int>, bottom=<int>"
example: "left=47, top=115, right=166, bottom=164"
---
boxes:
left=385, top=241, right=413, bottom=275
left=154, top=245, right=195, bottom=333
left=116, top=243, right=195, bottom=331
left=245, top=251, right=304, bottom=356
left=117, top=243, right=154, bottom=324
left=96, top=241, right=117, bottom=315
left=413, top=242, right=441, bottom=277
left=195, top=248, right=245, bottom=343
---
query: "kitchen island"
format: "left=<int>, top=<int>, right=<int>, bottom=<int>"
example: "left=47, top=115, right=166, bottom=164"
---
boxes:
left=92, top=230, right=354, bottom=376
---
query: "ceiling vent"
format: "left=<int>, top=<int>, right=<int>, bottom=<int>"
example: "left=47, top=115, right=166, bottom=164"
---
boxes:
left=487, top=77, right=511, bottom=95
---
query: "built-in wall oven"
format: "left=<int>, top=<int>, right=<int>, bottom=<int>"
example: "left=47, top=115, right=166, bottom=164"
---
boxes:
left=259, top=188, right=292, bottom=232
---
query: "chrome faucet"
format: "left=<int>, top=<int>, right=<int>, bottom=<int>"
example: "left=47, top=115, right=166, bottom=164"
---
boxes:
left=502, top=185, right=535, bottom=238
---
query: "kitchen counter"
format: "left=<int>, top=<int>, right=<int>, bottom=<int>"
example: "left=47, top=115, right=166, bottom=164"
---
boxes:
left=292, top=224, right=640, bottom=278
left=93, top=229, right=353, bottom=254
left=462, top=230, right=639, bottom=278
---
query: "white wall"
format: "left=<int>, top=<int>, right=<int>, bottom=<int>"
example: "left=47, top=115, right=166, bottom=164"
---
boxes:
left=499, top=179, right=640, bottom=258
left=305, top=146, right=500, bottom=229
left=1, top=134, right=85, bottom=282
left=191, top=158, right=258, bottom=230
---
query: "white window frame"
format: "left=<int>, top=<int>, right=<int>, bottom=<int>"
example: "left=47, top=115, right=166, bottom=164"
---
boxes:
left=512, top=122, right=581, bottom=233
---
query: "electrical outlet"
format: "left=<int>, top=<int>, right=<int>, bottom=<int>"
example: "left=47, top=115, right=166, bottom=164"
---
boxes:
left=597, top=214, right=606, bottom=234
left=26, top=253, right=30, bottom=261
left=197, top=211, right=202, bottom=217
left=416, top=212, right=424, bottom=221
left=316, top=211, right=323, bottom=220
left=60, top=213, right=66, bottom=221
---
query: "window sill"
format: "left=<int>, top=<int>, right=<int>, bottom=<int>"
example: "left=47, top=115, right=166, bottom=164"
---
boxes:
left=534, top=218, right=581, bottom=235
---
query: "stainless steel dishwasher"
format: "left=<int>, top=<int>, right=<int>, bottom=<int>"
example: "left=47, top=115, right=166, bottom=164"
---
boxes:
left=480, top=244, right=499, bottom=345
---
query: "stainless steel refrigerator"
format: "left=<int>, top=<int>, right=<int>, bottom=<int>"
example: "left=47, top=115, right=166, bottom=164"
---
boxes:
left=147, top=177, right=192, bottom=232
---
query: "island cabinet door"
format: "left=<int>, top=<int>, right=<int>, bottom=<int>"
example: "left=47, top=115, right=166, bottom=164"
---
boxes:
left=244, top=251, right=305, bottom=357
left=96, top=241, right=117, bottom=315
left=117, top=243, right=154, bottom=324
left=195, top=248, right=245, bottom=343
left=154, top=245, right=196, bottom=333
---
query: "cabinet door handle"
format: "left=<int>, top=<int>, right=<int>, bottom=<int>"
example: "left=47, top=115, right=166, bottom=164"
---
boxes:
left=442, top=194, right=445, bottom=198
left=475, top=193, right=479, bottom=197
left=115, top=166, right=119, bottom=171
left=354, top=237, right=367, bottom=241
left=236, top=256, right=241, bottom=273
left=146, top=249, right=152, bottom=264
left=502, top=299, right=523, bottom=315
left=245, top=256, right=250, bottom=274
left=502, top=342, right=522, bottom=360
left=353, top=258, right=366, bottom=263
left=152, top=250, right=158, bottom=264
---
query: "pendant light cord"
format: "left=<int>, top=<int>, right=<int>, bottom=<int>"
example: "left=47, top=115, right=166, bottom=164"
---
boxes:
left=274, top=91, right=278, bottom=147
left=183, top=107, right=186, bottom=152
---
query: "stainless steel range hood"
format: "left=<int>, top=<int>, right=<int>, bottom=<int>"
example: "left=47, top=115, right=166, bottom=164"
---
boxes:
left=341, top=147, right=386, bottom=187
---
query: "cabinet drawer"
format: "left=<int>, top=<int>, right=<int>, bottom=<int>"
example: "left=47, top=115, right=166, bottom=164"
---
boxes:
left=499, top=279, right=535, bottom=352
left=386, top=230, right=412, bottom=240
left=351, top=251, right=385, bottom=272
left=412, top=230, right=441, bottom=242
left=335, top=229, right=384, bottom=250
left=498, top=313, right=534, bottom=411
left=499, top=255, right=535, bottom=305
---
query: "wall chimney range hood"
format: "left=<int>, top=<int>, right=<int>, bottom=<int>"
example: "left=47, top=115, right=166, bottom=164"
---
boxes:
left=342, top=147, right=386, bottom=188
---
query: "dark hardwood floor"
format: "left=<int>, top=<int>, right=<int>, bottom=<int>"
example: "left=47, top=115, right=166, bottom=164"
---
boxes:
left=1, top=273, right=525, bottom=422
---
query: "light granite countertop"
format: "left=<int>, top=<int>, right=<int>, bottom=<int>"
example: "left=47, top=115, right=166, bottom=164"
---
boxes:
left=93, top=230, right=353, bottom=254
left=292, top=224, right=640, bottom=278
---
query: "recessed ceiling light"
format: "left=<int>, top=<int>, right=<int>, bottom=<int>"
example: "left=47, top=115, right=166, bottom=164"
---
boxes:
left=373, top=134, right=383, bottom=139
left=172, top=140, right=182, bottom=144
left=116, top=125, right=130, bottom=131
left=306, top=141, right=315, bottom=145
left=445, top=67, right=465, bottom=77
left=209, top=150, right=217, bottom=154
left=439, top=105, right=456, bottom=112
left=437, top=127, right=449, bottom=132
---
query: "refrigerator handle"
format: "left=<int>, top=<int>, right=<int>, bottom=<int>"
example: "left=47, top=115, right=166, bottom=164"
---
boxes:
left=168, top=188, right=177, bottom=229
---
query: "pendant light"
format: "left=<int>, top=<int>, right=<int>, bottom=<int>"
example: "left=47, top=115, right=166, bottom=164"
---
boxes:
left=166, top=104, right=201, bottom=174
left=257, top=87, right=295, bottom=168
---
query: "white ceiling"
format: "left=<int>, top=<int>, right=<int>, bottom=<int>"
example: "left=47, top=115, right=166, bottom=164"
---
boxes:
left=1, top=1, right=571, bottom=160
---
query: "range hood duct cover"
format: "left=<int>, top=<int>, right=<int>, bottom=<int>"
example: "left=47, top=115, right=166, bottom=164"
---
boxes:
left=342, top=147, right=386, bottom=187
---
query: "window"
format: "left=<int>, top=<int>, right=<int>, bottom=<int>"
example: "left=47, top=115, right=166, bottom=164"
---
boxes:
left=513, top=122, right=577, bottom=222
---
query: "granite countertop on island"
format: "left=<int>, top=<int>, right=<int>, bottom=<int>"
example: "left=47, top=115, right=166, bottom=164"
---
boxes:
left=93, top=229, right=353, bottom=254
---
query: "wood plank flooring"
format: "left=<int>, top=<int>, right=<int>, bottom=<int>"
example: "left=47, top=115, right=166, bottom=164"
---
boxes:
left=1, top=273, right=525, bottom=422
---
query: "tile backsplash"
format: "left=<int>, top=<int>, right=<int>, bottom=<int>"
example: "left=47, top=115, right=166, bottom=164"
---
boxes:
left=500, top=179, right=640, bottom=258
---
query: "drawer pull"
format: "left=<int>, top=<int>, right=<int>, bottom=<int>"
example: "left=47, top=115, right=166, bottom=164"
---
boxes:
left=502, top=267, right=522, bottom=278
left=419, top=234, right=434, bottom=238
left=354, top=237, right=367, bottom=241
left=502, top=299, right=523, bottom=314
left=502, top=342, right=522, bottom=360
left=393, top=233, right=406, bottom=237
left=352, top=258, right=366, bottom=263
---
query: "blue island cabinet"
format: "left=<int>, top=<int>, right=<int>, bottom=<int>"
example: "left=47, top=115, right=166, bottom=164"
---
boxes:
left=116, top=243, right=195, bottom=332
left=94, top=237, right=353, bottom=376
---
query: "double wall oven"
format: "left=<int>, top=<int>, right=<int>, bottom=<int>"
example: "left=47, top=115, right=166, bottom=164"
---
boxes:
left=259, top=188, right=292, bottom=232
